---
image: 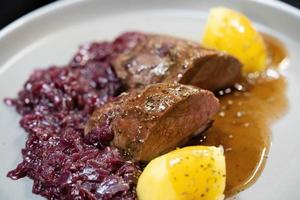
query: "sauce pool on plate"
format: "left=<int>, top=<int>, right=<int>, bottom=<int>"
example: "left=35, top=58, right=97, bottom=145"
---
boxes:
left=200, top=33, right=288, bottom=196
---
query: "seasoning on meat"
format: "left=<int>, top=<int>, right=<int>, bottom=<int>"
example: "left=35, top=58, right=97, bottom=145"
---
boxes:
left=85, top=83, right=220, bottom=161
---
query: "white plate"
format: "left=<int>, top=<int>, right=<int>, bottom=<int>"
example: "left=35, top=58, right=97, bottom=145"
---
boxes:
left=0, top=0, right=300, bottom=199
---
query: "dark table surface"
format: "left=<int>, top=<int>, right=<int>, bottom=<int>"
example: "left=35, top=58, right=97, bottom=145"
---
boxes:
left=0, top=0, right=299, bottom=30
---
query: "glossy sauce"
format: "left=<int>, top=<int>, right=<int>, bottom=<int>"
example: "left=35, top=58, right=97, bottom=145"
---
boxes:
left=201, top=33, right=288, bottom=196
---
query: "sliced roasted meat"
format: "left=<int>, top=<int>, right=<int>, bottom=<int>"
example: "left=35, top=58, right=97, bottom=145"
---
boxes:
left=112, top=32, right=242, bottom=91
left=85, top=83, right=219, bottom=161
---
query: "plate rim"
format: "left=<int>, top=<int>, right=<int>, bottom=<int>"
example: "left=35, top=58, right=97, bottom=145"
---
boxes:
left=0, top=0, right=300, bottom=43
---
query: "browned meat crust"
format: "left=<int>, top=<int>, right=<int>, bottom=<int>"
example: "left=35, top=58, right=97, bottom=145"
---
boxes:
left=85, top=83, right=219, bottom=161
left=112, top=33, right=242, bottom=91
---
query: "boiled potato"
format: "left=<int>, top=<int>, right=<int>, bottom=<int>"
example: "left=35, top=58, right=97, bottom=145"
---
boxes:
left=137, top=146, right=226, bottom=200
left=202, top=7, right=267, bottom=73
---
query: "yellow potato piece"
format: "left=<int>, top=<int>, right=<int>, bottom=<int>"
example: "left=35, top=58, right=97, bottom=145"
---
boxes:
left=137, top=146, right=226, bottom=200
left=202, top=7, right=267, bottom=73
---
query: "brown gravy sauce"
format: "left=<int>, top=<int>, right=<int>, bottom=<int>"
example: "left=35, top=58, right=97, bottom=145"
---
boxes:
left=201, top=33, right=288, bottom=196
